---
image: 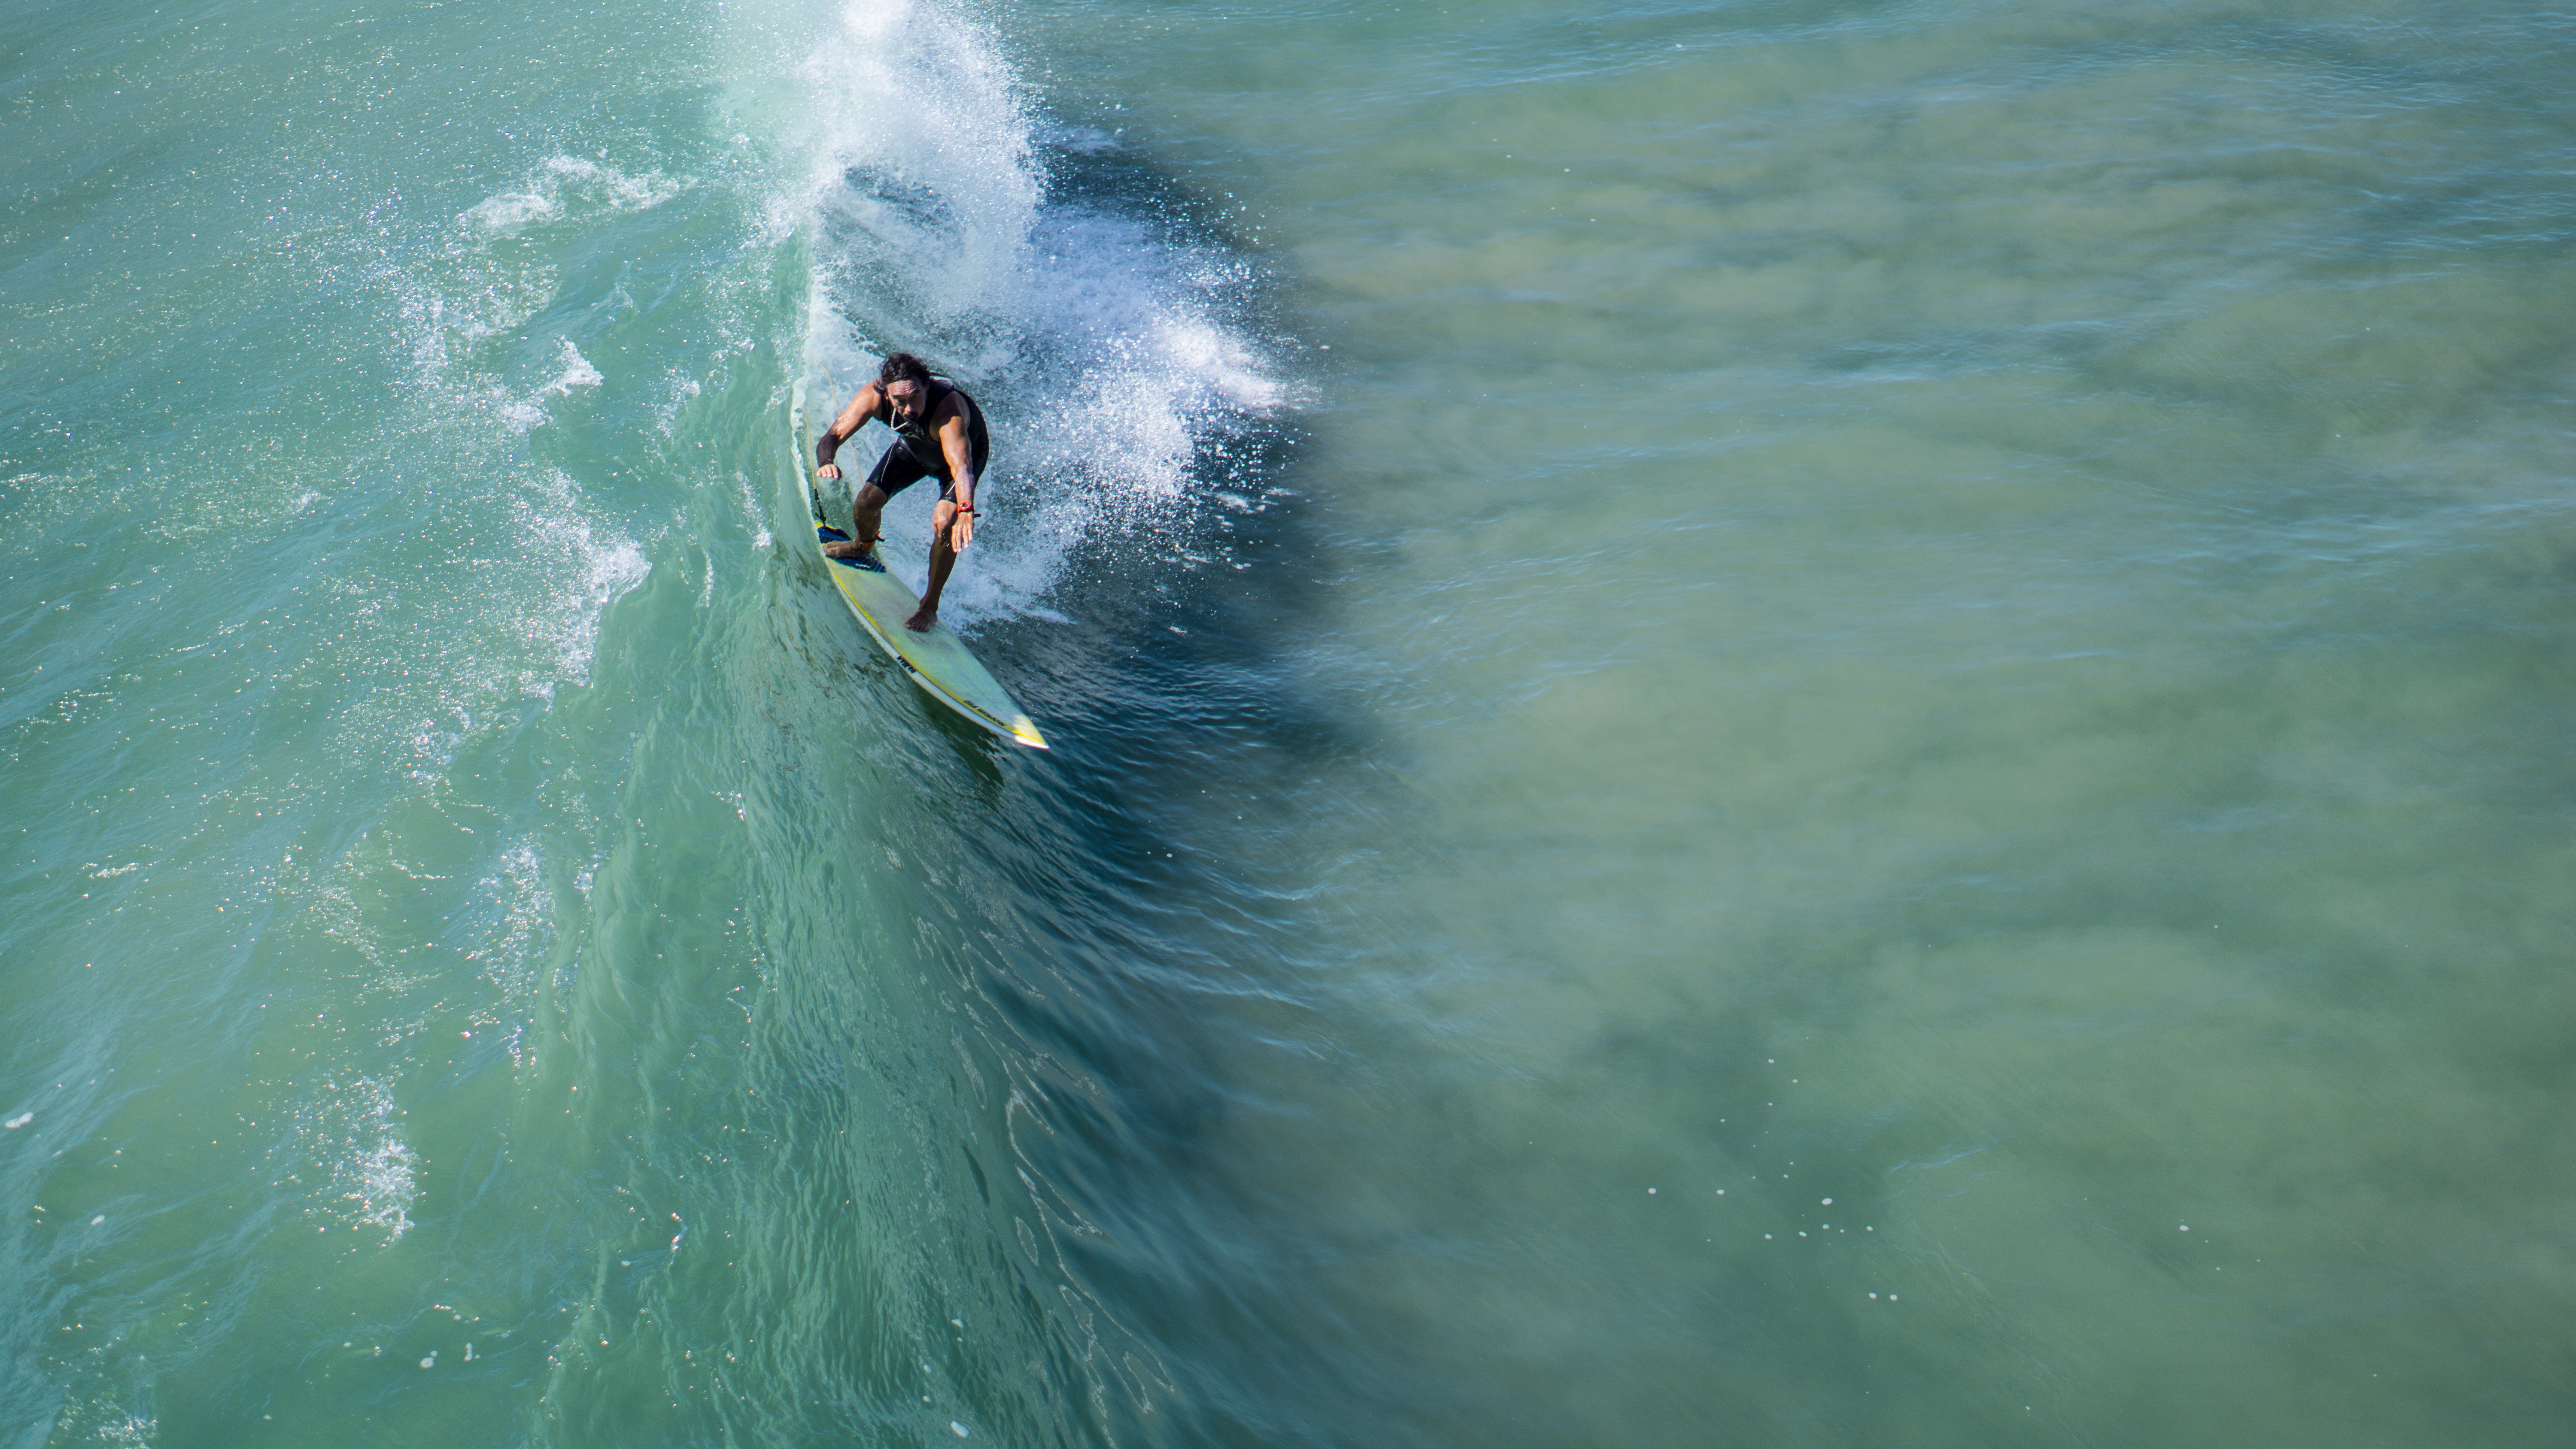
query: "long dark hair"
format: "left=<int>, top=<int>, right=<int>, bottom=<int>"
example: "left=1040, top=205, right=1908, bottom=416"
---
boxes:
left=878, top=352, right=934, bottom=388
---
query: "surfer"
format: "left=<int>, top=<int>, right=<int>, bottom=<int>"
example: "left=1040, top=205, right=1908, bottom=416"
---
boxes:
left=814, top=352, right=990, bottom=632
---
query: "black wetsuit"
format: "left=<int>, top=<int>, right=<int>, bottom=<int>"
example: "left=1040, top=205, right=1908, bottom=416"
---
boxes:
left=822, top=378, right=990, bottom=503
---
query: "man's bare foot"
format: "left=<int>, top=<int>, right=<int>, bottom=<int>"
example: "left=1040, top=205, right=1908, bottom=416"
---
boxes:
left=904, top=605, right=939, bottom=633
left=821, top=538, right=876, bottom=561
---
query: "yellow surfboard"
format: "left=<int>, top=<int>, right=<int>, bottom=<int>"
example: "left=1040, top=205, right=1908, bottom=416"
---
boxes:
left=795, top=391, right=1048, bottom=750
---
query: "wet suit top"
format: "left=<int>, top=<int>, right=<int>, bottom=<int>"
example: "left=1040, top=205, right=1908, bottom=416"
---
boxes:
left=819, top=377, right=990, bottom=479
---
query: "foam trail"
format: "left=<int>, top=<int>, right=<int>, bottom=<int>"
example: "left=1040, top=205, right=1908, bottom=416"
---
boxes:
left=794, top=0, right=1287, bottom=624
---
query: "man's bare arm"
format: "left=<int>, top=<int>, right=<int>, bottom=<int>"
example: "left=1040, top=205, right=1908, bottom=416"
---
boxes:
left=816, top=383, right=884, bottom=479
left=935, top=402, right=977, bottom=552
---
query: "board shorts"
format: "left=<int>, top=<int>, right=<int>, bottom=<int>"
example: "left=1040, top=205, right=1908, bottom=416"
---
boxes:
left=863, top=433, right=990, bottom=504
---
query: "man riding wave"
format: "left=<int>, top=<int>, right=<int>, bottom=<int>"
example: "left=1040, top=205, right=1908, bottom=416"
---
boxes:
left=814, top=352, right=988, bottom=633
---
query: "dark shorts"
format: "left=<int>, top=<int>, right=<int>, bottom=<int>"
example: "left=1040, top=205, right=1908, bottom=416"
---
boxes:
left=863, top=439, right=988, bottom=504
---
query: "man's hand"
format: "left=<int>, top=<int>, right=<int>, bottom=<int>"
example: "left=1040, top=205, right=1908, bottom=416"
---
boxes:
left=949, top=506, right=975, bottom=554
left=817, top=461, right=842, bottom=482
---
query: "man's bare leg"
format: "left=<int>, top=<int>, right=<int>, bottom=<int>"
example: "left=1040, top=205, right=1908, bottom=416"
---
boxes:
left=906, top=500, right=959, bottom=632
left=822, top=484, right=890, bottom=561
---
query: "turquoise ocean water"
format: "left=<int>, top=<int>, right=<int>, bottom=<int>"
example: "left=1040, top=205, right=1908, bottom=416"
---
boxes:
left=6, top=0, right=2575, bottom=1443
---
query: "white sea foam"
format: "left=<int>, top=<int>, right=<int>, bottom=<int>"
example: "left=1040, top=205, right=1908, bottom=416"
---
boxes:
left=487, top=340, right=606, bottom=433
left=794, top=0, right=1287, bottom=624
left=337, top=192, right=655, bottom=788
left=298, top=1076, right=419, bottom=1243
left=513, top=471, right=651, bottom=695
left=799, top=0, right=1037, bottom=336
left=729, top=462, right=771, bottom=549
left=464, top=189, right=557, bottom=233
left=466, top=155, right=689, bottom=235
left=465, top=843, right=555, bottom=1061
left=544, top=340, right=605, bottom=397
left=427, top=160, right=675, bottom=431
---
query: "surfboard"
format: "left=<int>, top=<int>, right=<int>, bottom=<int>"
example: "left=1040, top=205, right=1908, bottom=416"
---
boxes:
left=794, top=391, right=1048, bottom=750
